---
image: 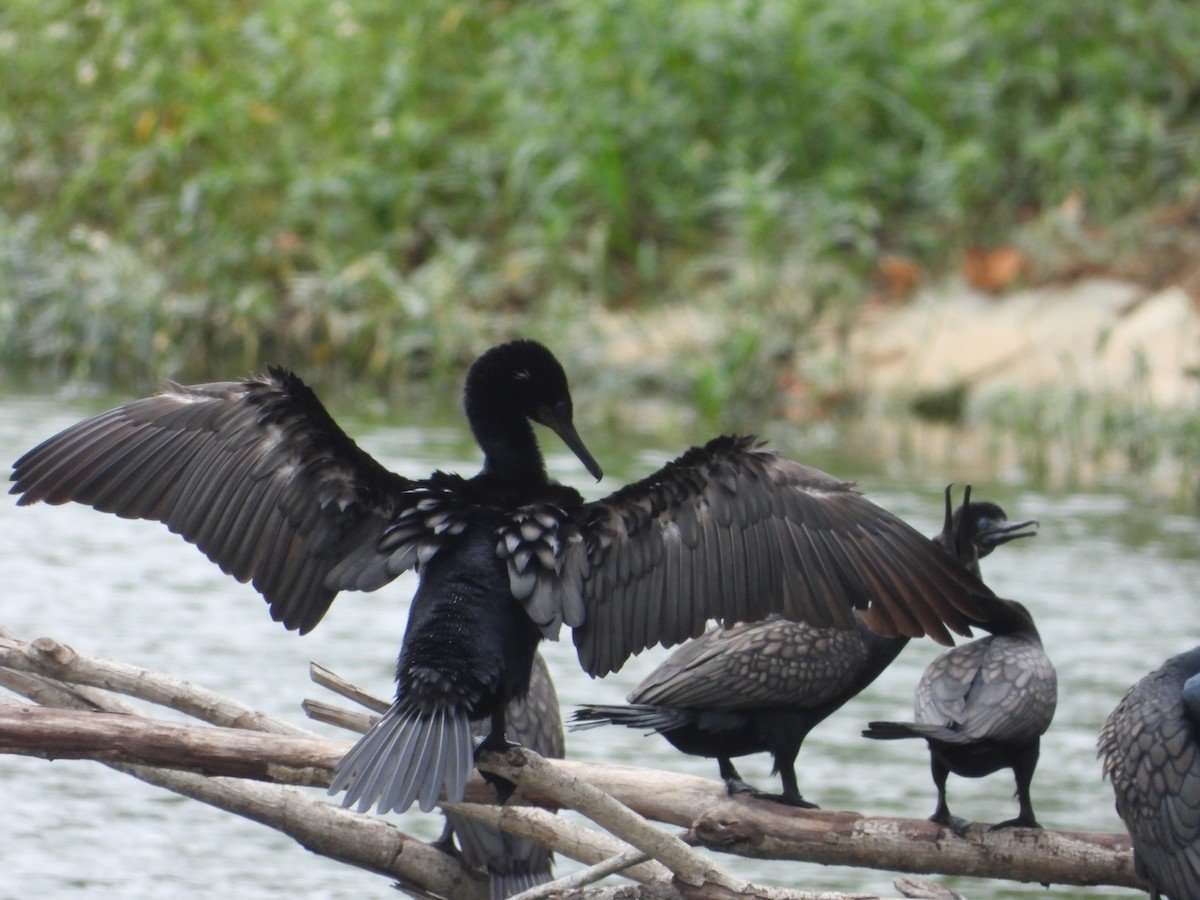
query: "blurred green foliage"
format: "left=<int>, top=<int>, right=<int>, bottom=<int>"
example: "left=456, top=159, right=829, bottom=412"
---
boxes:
left=2, top=0, right=1199, bottom=393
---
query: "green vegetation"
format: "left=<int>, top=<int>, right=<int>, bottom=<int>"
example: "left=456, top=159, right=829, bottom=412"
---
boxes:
left=2, top=1, right=1199, bottom=410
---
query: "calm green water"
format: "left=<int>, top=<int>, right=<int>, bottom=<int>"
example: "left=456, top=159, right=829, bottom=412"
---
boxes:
left=4, top=390, right=1195, bottom=899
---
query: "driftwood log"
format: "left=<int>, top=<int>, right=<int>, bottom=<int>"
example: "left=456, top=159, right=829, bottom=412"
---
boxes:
left=0, top=629, right=1146, bottom=898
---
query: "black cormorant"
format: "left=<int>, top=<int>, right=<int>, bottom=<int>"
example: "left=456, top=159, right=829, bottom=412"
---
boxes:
left=1099, top=646, right=1200, bottom=900
left=439, top=652, right=562, bottom=899
left=572, top=485, right=1036, bottom=807
left=863, top=584, right=1057, bottom=835
left=10, top=339, right=995, bottom=815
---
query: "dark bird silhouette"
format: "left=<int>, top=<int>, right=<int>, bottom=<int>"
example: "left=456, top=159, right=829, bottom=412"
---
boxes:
left=572, top=485, right=1037, bottom=808
left=863, top=577, right=1057, bottom=835
left=1100, top=646, right=1200, bottom=900
left=437, top=652, right=562, bottom=900
left=10, top=338, right=996, bottom=815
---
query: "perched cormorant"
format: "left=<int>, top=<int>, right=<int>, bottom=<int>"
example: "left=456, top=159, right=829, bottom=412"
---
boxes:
left=1099, top=647, right=1200, bottom=900
left=863, top=582, right=1057, bottom=835
left=439, top=652, right=562, bottom=900
left=572, top=485, right=1037, bottom=807
left=10, top=339, right=996, bottom=815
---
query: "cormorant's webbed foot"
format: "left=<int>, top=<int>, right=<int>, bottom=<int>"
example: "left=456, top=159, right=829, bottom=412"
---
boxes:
left=929, top=810, right=971, bottom=838
left=724, top=777, right=818, bottom=808
left=723, top=775, right=763, bottom=798
left=769, top=792, right=819, bottom=810
left=988, top=815, right=1042, bottom=832
left=474, top=733, right=520, bottom=805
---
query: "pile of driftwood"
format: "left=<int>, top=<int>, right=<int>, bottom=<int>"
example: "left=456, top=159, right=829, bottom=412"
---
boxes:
left=0, top=626, right=1142, bottom=899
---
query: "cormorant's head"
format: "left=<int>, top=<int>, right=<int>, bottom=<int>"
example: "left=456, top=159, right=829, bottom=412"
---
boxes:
left=940, top=489, right=1036, bottom=561
left=465, top=339, right=603, bottom=481
left=936, top=485, right=1038, bottom=567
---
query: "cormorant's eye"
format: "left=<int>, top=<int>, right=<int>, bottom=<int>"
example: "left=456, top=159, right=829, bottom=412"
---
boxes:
left=976, top=517, right=993, bottom=531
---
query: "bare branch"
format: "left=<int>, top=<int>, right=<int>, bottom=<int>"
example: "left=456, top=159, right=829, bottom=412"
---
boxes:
left=477, top=744, right=745, bottom=891
left=309, top=661, right=389, bottom=715
left=687, top=799, right=1139, bottom=890
left=113, top=762, right=488, bottom=899
left=893, top=878, right=965, bottom=900
left=0, top=628, right=1148, bottom=895
left=302, top=697, right=376, bottom=734
left=0, top=634, right=486, bottom=899
left=0, top=634, right=316, bottom=736
left=443, top=802, right=672, bottom=886
left=0, top=704, right=339, bottom=784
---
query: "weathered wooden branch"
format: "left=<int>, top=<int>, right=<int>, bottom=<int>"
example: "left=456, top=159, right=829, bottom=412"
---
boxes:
left=441, top=802, right=674, bottom=886
left=0, top=631, right=489, bottom=899
left=0, top=632, right=317, bottom=736
left=478, top=743, right=744, bottom=891
left=0, top=704, right=339, bottom=783
left=0, top=692, right=1144, bottom=891
left=0, top=628, right=1148, bottom=898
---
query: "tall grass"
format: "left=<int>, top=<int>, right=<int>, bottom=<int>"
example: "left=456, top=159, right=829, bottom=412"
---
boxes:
left=3, top=1, right=1199, bottom=393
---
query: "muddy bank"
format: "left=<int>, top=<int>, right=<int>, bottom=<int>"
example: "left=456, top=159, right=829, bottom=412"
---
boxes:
left=814, top=278, right=1200, bottom=417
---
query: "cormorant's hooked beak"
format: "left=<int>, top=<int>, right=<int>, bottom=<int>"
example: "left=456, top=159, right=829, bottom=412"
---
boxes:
left=536, top=404, right=604, bottom=481
left=978, top=517, right=1039, bottom=553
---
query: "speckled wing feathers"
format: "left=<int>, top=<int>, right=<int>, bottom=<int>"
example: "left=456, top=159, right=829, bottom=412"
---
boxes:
left=496, top=503, right=585, bottom=638
left=10, top=370, right=415, bottom=633
left=1100, top=651, right=1200, bottom=899
left=570, top=436, right=993, bottom=676
left=914, top=634, right=1057, bottom=744
left=325, top=484, right=470, bottom=594
left=630, top=616, right=874, bottom=712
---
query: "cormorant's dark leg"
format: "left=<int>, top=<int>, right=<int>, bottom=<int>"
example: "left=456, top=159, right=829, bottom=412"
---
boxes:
left=927, top=754, right=969, bottom=837
left=990, top=740, right=1043, bottom=831
left=719, top=757, right=763, bottom=798
left=432, top=820, right=462, bottom=858
left=774, top=747, right=818, bottom=809
left=741, top=747, right=818, bottom=808
left=475, top=705, right=519, bottom=804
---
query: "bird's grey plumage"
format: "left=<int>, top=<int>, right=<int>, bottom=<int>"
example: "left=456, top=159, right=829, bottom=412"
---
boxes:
left=913, top=630, right=1056, bottom=745
left=441, top=653, right=563, bottom=900
left=1100, top=646, right=1200, bottom=900
left=864, top=596, right=1057, bottom=834
left=10, top=341, right=998, bottom=815
left=634, top=616, right=883, bottom=712
left=573, top=486, right=1036, bottom=807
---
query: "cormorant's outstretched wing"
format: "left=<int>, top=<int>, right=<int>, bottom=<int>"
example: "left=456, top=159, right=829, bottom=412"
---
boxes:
left=9, top=368, right=415, bottom=633
left=569, top=436, right=994, bottom=676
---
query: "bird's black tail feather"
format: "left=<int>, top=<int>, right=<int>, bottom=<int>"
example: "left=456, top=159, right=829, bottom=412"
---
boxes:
left=570, top=703, right=691, bottom=734
left=862, top=720, right=967, bottom=744
left=329, top=705, right=473, bottom=813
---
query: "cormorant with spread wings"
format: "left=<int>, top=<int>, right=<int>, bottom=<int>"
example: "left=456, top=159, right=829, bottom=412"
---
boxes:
left=11, top=338, right=994, bottom=814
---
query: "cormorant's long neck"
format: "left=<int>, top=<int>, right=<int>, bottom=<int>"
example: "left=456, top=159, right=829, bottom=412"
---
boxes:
left=980, top=597, right=1039, bottom=640
left=469, top=407, right=550, bottom=486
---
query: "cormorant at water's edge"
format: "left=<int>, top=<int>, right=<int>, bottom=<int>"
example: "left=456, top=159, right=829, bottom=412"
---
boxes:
left=863, top=583, right=1056, bottom=835
left=10, top=339, right=997, bottom=815
left=571, top=485, right=1037, bottom=807
left=1100, top=647, right=1200, bottom=900
left=437, top=652, right=562, bottom=900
